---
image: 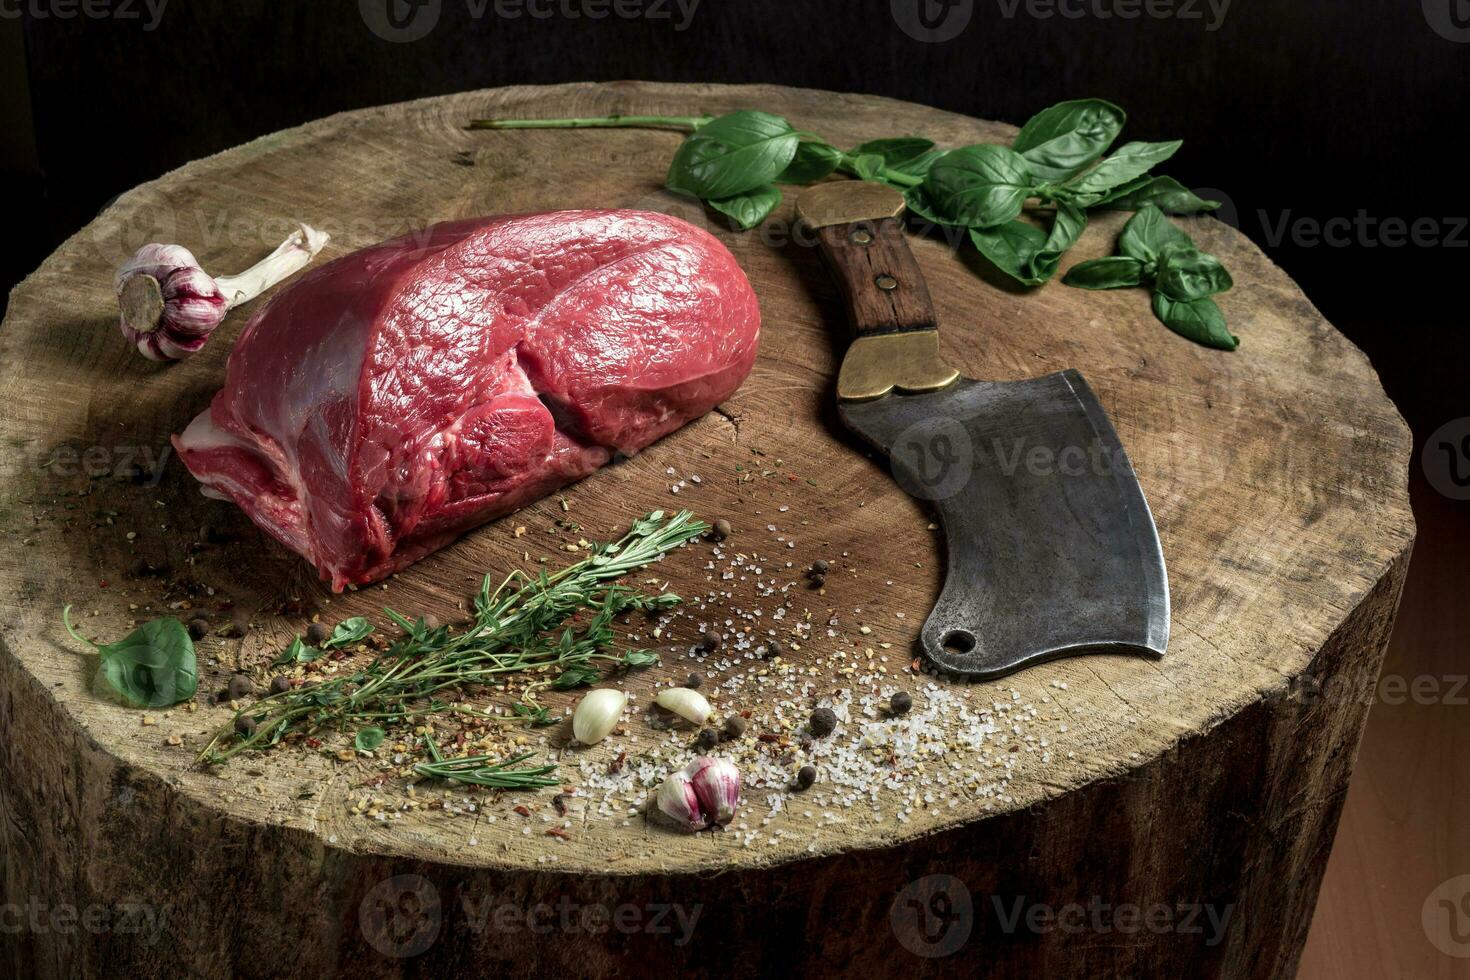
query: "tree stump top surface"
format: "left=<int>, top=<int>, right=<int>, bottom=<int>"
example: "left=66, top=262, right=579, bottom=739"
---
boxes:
left=0, top=82, right=1414, bottom=875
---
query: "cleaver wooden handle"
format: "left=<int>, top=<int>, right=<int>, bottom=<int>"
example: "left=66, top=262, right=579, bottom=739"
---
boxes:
left=796, top=183, right=959, bottom=401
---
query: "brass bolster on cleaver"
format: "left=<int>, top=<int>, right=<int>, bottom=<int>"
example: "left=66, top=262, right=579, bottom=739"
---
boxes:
left=797, top=183, right=960, bottom=402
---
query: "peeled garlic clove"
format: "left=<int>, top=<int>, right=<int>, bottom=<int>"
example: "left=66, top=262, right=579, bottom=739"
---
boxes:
left=655, top=770, right=704, bottom=831
left=655, top=686, right=711, bottom=725
left=685, top=756, right=741, bottom=827
left=572, top=688, right=626, bottom=745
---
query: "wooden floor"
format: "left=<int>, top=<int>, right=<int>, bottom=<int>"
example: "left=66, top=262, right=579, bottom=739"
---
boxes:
left=1298, top=473, right=1470, bottom=978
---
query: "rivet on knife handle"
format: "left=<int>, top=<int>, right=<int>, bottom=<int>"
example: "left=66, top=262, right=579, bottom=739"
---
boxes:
left=797, top=184, right=960, bottom=402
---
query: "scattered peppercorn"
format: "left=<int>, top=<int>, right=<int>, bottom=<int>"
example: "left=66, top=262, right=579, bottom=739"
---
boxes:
left=187, top=618, right=209, bottom=641
left=711, top=518, right=732, bottom=541
left=701, top=631, right=722, bottom=653
left=808, top=559, right=829, bottom=577
left=809, top=707, right=837, bottom=738
left=696, top=728, right=719, bottom=750
left=305, top=622, right=330, bottom=645
left=808, top=573, right=826, bottom=589
left=762, top=639, right=783, bottom=660
left=890, top=691, right=913, bottom=715
left=128, top=557, right=151, bottom=578
left=269, top=675, right=291, bottom=695
left=685, top=672, right=704, bottom=689
left=233, top=715, right=257, bottom=737
left=795, top=765, right=817, bottom=790
left=722, top=715, right=747, bottom=740
left=226, top=674, right=253, bottom=702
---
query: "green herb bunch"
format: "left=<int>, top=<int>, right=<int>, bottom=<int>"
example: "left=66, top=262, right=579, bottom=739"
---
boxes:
left=1064, top=205, right=1237, bottom=349
left=468, top=99, right=1234, bottom=348
left=198, top=510, right=706, bottom=765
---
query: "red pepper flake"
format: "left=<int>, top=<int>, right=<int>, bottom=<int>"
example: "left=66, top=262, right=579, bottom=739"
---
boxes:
left=545, top=827, right=571, bottom=840
left=757, top=732, right=780, bottom=743
left=99, top=580, right=109, bottom=588
left=513, top=805, right=531, bottom=817
left=305, top=737, right=322, bottom=749
left=609, top=750, right=627, bottom=774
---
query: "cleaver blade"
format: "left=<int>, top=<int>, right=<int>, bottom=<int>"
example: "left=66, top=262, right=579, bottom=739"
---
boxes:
left=798, top=181, right=1169, bottom=679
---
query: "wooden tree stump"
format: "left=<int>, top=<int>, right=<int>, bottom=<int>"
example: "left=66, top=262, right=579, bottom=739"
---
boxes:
left=0, top=82, right=1414, bottom=978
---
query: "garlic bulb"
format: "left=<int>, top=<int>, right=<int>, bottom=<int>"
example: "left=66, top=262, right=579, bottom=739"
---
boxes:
left=655, top=686, right=711, bottom=725
left=685, top=756, right=741, bottom=827
left=572, top=688, right=626, bottom=745
left=655, top=769, right=704, bottom=831
left=116, top=223, right=329, bottom=362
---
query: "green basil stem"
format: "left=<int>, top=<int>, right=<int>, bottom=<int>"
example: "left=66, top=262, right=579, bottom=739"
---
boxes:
left=61, top=605, right=100, bottom=654
left=466, top=114, right=713, bottom=132
left=836, top=155, right=924, bottom=189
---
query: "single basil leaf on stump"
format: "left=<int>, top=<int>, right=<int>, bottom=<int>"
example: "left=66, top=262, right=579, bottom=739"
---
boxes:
left=777, top=140, right=843, bottom=184
left=272, top=636, right=321, bottom=667
left=355, top=727, right=386, bottom=752
left=63, top=607, right=199, bottom=708
left=1155, top=245, right=1234, bottom=301
left=1118, top=204, right=1194, bottom=264
left=665, top=110, right=802, bottom=200
left=1062, top=256, right=1147, bottom=290
left=923, top=145, right=1037, bottom=228
left=970, top=221, right=1050, bottom=286
left=1152, top=292, right=1239, bottom=350
left=1012, top=98, right=1127, bottom=183
left=1062, top=140, right=1183, bottom=198
left=1028, top=202, right=1089, bottom=282
left=324, top=616, right=374, bottom=650
left=707, top=184, right=782, bottom=231
left=1097, top=175, right=1220, bottom=215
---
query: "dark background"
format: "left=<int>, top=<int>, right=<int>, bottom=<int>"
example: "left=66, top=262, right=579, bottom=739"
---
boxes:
left=2, top=2, right=1467, bottom=973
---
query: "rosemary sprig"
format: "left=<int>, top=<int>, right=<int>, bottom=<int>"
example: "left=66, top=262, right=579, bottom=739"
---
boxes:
left=198, top=510, right=707, bottom=766
left=412, top=732, right=560, bottom=789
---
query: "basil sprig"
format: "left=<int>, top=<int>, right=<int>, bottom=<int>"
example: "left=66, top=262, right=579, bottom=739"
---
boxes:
left=63, top=606, right=198, bottom=708
left=1064, top=204, right=1238, bottom=350
left=470, top=98, right=1234, bottom=347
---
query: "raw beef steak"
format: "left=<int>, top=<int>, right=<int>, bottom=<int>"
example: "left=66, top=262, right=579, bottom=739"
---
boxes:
left=174, top=211, right=761, bottom=589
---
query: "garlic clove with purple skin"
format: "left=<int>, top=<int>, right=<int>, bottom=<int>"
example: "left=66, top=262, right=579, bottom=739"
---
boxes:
left=115, top=224, right=328, bottom=362
left=655, top=769, right=705, bottom=831
left=685, top=756, right=741, bottom=828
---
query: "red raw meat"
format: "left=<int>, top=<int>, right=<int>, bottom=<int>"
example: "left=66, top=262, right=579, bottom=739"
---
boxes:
left=174, top=211, right=761, bottom=589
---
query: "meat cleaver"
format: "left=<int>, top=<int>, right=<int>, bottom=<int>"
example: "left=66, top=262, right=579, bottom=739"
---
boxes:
left=797, top=182, right=1169, bottom=679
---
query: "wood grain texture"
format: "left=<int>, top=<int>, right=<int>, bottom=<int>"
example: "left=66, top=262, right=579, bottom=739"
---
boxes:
left=0, top=82, right=1415, bottom=978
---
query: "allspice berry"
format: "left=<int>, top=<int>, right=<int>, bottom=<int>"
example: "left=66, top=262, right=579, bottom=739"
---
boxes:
left=809, top=707, right=837, bottom=738
left=890, top=691, right=913, bottom=715
left=233, top=715, right=258, bottom=737
left=187, top=618, right=209, bottom=641
left=305, top=622, right=330, bottom=646
left=225, top=674, right=253, bottom=702
left=269, top=675, right=291, bottom=695
left=685, top=672, right=705, bottom=690
left=711, top=518, right=732, bottom=542
left=722, top=715, right=747, bottom=741
left=701, top=631, right=722, bottom=653
left=696, top=728, right=719, bottom=750
left=795, top=765, right=817, bottom=791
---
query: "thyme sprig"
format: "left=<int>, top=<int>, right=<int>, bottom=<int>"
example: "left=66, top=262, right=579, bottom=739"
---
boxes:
left=198, top=510, right=707, bottom=766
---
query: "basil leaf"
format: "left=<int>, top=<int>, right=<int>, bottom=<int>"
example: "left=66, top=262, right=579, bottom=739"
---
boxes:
left=64, top=607, right=198, bottom=708
left=665, top=110, right=801, bottom=200
left=707, top=184, right=782, bottom=231
left=1012, top=99, right=1127, bottom=183
left=271, top=636, right=322, bottom=668
left=1152, top=293, right=1239, bottom=350
left=1096, top=175, right=1220, bottom=215
left=1155, top=245, right=1234, bottom=301
left=923, top=145, right=1037, bottom=228
left=1062, top=141, right=1183, bottom=198
left=850, top=137, right=940, bottom=176
left=777, top=140, right=842, bottom=184
left=355, top=727, right=386, bottom=752
left=324, top=616, right=374, bottom=650
left=1063, top=256, right=1146, bottom=290
left=970, top=203, right=1086, bottom=286
left=903, top=185, right=949, bottom=226
left=970, top=221, right=1049, bottom=286
left=1118, top=204, right=1192, bottom=264
left=851, top=153, right=888, bottom=182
